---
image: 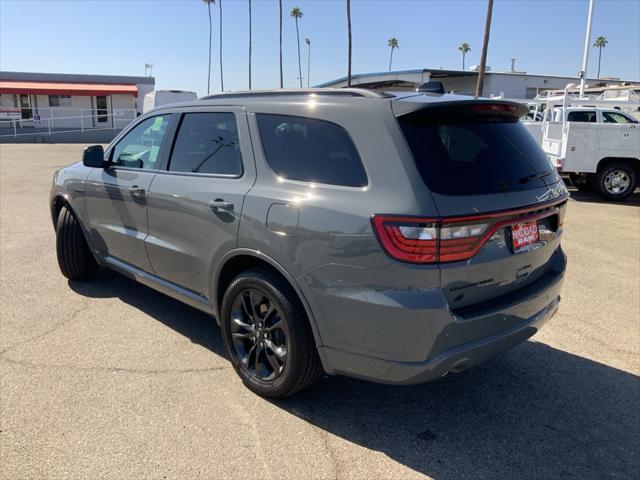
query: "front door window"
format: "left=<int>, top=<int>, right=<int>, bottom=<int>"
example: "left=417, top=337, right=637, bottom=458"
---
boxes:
left=111, top=115, right=172, bottom=169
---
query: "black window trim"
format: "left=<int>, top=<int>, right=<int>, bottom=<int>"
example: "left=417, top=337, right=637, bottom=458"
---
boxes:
left=162, top=111, right=245, bottom=179
left=255, top=112, right=369, bottom=189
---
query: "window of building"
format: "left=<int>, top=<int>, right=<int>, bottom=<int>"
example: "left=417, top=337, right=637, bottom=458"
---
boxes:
left=48, top=95, right=72, bottom=108
left=111, top=115, right=172, bottom=170
left=256, top=114, right=367, bottom=187
left=169, top=112, right=242, bottom=175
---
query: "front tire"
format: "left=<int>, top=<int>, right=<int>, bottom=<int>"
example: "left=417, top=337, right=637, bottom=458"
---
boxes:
left=594, top=161, right=637, bottom=201
left=55, top=205, right=98, bottom=280
left=220, top=269, right=322, bottom=398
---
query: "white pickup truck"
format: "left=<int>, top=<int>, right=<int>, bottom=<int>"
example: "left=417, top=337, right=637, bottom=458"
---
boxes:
left=530, top=107, right=639, bottom=200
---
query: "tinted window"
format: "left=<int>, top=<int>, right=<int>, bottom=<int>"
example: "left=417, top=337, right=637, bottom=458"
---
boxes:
left=398, top=116, right=556, bottom=195
left=169, top=112, right=242, bottom=175
left=567, top=111, right=596, bottom=122
left=256, top=114, right=367, bottom=187
left=112, top=115, right=171, bottom=169
left=602, top=111, right=637, bottom=124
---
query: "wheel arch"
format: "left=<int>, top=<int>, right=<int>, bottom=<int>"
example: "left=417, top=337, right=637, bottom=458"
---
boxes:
left=212, top=249, right=324, bottom=348
left=51, top=193, right=74, bottom=230
left=596, top=156, right=640, bottom=174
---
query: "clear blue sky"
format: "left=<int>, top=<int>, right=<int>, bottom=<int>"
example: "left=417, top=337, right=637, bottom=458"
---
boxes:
left=1, top=0, right=638, bottom=95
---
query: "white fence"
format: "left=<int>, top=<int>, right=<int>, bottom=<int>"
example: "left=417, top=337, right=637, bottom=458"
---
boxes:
left=0, top=107, right=137, bottom=138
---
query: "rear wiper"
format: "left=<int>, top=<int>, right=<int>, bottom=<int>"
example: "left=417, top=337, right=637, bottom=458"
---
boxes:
left=518, top=171, right=553, bottom=184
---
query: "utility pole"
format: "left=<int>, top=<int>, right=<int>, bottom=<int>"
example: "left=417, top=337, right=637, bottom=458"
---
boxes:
left=579, top=0, right=595, bottom=97
left=475, top=0, right=493, bottom=97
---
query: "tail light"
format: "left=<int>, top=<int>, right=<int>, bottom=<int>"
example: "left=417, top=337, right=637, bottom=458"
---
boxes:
left=372, top=201, right=565, bottom=264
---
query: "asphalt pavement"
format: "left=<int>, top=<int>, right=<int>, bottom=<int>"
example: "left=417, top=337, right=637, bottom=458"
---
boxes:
left=1, top=144, right=639, bottom=479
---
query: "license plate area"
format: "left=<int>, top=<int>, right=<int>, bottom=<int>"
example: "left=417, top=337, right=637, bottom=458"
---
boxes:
left=511, top=221, right=539, bottom=252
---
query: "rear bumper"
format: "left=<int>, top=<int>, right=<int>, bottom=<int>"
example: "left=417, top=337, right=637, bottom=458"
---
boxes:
left=318, top=256, right=564, bottom=385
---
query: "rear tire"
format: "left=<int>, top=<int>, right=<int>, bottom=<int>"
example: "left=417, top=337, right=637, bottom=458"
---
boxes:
left=220, top=269, right=322, bottom=398
left=55, top=205, right=98, bottom=280
left=594, top=161, right=637, bottom=201
left=568, top=173, right=592, bottom=192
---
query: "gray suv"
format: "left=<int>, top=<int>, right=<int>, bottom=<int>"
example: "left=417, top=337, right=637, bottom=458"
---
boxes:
left=50, top=89, right=568, bottom=397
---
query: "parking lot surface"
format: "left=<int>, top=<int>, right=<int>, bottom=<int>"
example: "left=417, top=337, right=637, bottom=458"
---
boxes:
left=1, top=144, right=639, bottom=480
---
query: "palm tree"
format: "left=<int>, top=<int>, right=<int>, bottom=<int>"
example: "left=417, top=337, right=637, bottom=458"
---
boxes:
left=594, top=35, right=608, bottom=78
left=305, top=38, right=311, bottom=87
left=219, top=0, right=224, bottom=91
left=202, top=0, right=215, bottom=95
left=291, top=7, right=303, bottom=88
left=458, top=42, right=471, bottom=70
left=387, top=37, right=399, bottom=71
left=347, top=0, right=352, bottom=87
left=248, top=0, right=252, bottom=89
left=475, top=0, right=494, bottom=97
left=279, top=0, right=283, bottom=88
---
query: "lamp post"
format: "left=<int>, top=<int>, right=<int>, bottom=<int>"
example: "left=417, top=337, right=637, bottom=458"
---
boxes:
left=305, top=38, right=311, bottom=88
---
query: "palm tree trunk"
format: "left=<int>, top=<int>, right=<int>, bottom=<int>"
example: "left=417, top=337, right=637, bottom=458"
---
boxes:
left=347, top=0, right=352, bottom=87
left=248, top=0, right=252, bottom=89
left=295, top=19, right=302, bottom=88
left=279, top=0, right=283, bottom=88
left=475, top=0, right=494, bottom=97
left=389, top=48, right=393, bottom=71
left=207, top=2, right=212, bottom=94
left=597, top=47, right=602, bottom=78
left=219, top=0, right=224, bottom=91
left=462, top=52, right=465, bottom=70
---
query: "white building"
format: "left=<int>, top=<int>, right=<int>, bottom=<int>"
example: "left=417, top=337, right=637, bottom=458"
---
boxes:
left=0, top=71, right=155, bottom=131
left=316, top=68, right=635, bottom=99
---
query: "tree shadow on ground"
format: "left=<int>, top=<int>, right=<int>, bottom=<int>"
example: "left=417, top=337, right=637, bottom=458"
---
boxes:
left=70, top=271, right=640, bottom=480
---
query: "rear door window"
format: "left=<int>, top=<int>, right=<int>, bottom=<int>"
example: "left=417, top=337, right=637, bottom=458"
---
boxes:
left=398, top=115, right=556, bottom=195
left=567, top=111, right=596, bottom=122
left=256, top=114, right=367, bottom=187
left=169, top=112, right=242, bottom=175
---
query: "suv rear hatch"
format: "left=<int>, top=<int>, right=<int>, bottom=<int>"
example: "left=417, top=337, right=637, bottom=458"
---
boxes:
left=378, top=98, right=568, bottom=312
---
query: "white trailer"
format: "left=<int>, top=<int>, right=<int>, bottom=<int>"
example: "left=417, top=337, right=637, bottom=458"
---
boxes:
left=143, top=90, right=197, bottom=113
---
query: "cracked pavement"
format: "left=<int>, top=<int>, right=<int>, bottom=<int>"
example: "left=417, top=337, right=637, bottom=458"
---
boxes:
left=1, top=144, right=639, bottom=479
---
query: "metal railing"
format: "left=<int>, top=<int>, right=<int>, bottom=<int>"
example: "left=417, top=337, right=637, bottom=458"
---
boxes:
left=0, top=107, right=138, bottom=138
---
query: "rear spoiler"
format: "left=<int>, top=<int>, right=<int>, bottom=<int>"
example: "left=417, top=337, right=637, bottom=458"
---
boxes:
left=392, top=99, right=529, bottom=120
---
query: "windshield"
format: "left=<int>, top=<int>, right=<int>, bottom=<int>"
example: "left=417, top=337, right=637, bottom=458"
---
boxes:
left=398, top=116, right=557, bottom=196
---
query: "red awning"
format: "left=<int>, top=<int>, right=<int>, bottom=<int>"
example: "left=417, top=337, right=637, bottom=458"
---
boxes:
left=0, top=81, right=138, bottom=97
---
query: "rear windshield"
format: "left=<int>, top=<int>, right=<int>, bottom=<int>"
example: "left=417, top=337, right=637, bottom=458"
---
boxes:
left=398, top=116, right=555, bottom=195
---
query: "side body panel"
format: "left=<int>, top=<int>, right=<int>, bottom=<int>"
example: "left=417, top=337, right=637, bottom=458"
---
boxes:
left=145, top=107, right=257, bottom=298
left=238, top=98, right=443, bottom=360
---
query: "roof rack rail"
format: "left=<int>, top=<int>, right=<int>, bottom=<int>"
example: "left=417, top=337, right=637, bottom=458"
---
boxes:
left=200, top=88, right=394, bottom=100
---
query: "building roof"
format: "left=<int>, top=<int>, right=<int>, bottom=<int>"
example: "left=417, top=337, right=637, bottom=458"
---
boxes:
left=0, top=80, right=139, bottom=97
left=0, top=71, right=155, bottom=85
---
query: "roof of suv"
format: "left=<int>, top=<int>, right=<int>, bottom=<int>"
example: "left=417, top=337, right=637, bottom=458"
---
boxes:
left=153, top=88, right=526, bottom=117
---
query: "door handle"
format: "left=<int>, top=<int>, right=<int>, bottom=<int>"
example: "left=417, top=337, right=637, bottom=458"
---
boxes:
left=129, top=185, right=146, bottom=198
left=210, top=198, right=234, bottom=211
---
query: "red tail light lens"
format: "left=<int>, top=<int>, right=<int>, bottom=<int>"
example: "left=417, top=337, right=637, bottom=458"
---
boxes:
left=372, top=216, right=438, bottom=263
left=372, top=201, right=565, bottom=264
left=471, top=104, right=518, bottom=113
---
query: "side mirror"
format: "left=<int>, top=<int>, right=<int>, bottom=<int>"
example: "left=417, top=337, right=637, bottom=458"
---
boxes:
left=82, top=145, right=106, bottom=168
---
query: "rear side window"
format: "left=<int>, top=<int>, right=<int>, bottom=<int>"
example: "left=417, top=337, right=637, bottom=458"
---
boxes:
left=256, top=114, right=367, bottom=187
left=398, top=115, right=556, bottom=195
left=169, top=112, right=242, bottom=175
left=567, top=111, right=596, bottom=122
